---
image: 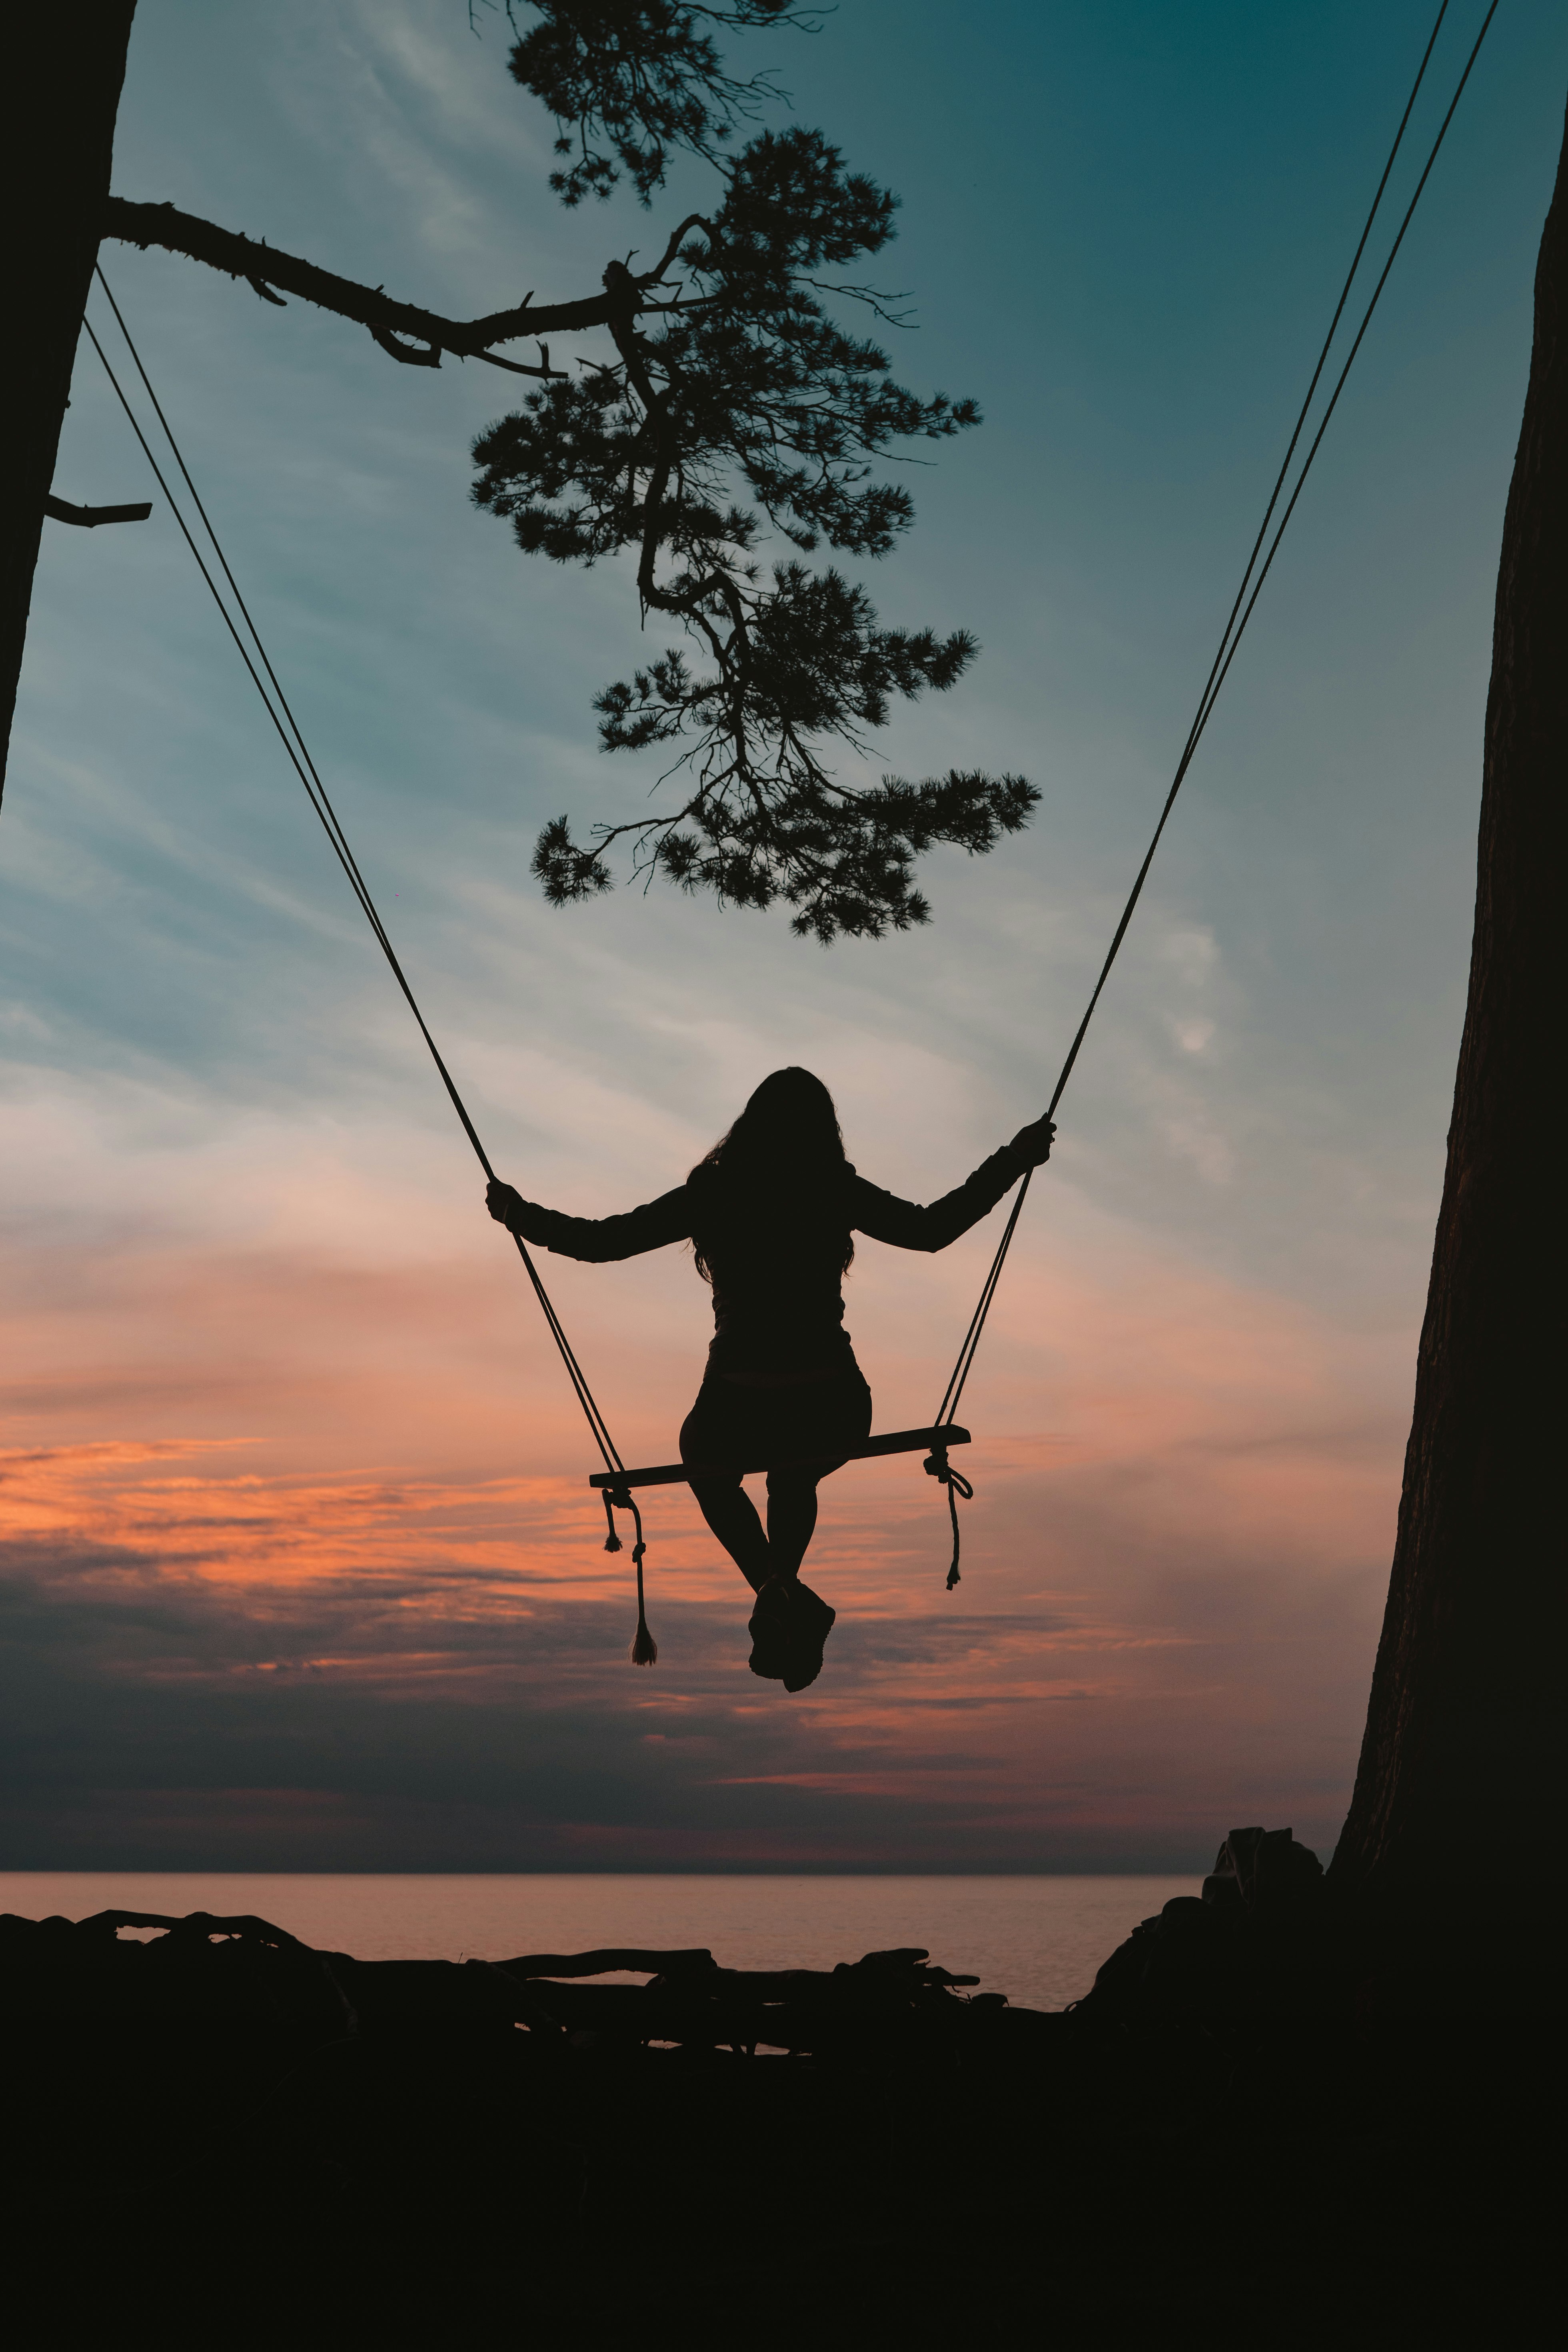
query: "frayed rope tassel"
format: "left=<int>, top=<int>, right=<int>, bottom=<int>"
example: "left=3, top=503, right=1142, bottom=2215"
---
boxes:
left=923, top=1450, right=975, bottom=1591
left=629, top=1531, right=657, bottom=1665
left=603, top=1487, right=657, bottom=1664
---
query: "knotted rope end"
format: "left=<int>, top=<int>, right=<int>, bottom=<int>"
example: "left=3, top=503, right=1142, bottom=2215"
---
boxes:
left=924, top=1448, right=973, bottom=1595
left=619, top=1499, right=656, bottom=1666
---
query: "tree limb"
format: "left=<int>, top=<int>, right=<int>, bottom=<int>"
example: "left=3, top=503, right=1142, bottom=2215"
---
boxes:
left=103, top=196, right=686, bottom=365
left=45, top=494, right=152, bottom=526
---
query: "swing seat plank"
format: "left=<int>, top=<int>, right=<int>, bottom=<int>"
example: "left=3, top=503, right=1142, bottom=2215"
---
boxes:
left=588, top=1424, right=971, bottom=1493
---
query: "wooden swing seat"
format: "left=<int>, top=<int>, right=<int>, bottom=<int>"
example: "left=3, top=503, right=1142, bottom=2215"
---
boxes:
left=588, top=1423, right=971, bottom=1494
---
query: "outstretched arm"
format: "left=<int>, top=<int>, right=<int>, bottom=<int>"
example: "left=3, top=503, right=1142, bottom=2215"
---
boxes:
left=486, top=1178, right=692, bottom=1262
left=850, top=1117, right=1055, bottom=1253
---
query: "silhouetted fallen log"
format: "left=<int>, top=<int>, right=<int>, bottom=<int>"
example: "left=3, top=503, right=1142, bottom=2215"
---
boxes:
left=74, top=1906, right=314, bottom=1948
left=0, top=1907, right=1018, bottom=2065
left=501, top=1945, right=718, bottom=1979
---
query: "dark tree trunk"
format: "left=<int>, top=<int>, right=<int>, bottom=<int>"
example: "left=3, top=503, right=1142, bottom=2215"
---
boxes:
left=1332, top=100, right=1567, bottom=1909
left=0, top=2, right=138, bottom=804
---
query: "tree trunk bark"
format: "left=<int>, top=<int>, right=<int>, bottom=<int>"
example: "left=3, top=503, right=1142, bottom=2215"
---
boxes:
left=0, top=1, right=138, bottom=805
left=1331, top=99, right=1567, bottom=1909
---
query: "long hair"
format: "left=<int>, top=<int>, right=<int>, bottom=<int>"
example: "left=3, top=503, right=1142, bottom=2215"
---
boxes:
left=689, top=1067, right=854, bottom=1281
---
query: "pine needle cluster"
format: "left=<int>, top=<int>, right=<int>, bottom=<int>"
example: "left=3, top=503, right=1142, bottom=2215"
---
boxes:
left=474, top=4, right=1037, bottom=938
left=510, top=0, right=809, bottom=207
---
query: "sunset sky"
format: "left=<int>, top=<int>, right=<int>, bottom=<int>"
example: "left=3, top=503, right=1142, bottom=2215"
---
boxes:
left=4, top=0, right=1563, bottom=1872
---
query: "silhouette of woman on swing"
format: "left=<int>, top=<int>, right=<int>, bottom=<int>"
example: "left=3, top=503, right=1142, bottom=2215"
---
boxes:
left=488, top=1068, right=1053, bottom=1690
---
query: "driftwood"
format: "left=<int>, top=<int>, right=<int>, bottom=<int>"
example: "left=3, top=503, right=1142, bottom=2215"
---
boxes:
left=501, top=1946, right=719, bottom=1979
left=0, top=1908, right=1019, bottom=2060
left=486, top=1944, right=999, bottom=2056
left=72, top=1907, right=314, bottom=1949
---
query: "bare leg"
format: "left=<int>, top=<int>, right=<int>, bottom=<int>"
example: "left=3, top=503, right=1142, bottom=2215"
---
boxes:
left=765, top=1469, right=823, bottom=1582
left=689, top=1473, right=771, bottom=1593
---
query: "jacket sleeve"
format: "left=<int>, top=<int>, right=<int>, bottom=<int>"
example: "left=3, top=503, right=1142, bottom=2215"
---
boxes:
left=508, top=1184, right=693, bottom=1263
left=848, top=1144, right=1028, bottom=1254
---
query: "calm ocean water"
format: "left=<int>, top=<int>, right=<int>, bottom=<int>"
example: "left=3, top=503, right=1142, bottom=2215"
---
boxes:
left=0, top=1873, right=1193, bottom=2010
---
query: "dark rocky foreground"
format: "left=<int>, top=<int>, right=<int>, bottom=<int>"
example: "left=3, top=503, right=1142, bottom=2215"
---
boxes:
left=3, top=1841, right=1550, bottom=2340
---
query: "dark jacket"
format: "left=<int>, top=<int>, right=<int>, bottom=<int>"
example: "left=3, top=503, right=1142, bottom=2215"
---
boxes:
left=507, top=1143, right=1029, bottom=1377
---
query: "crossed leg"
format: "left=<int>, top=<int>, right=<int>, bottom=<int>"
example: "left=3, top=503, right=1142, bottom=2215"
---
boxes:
left=687, top=1471, right=773, bottom=1594
left=763, top=1467, right=823, bottom=1581
left=687, top=1461, right=833, bottom=1593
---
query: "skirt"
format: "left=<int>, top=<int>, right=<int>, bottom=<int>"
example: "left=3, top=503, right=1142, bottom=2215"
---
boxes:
left=679, top=1365, right=874, bottom=1487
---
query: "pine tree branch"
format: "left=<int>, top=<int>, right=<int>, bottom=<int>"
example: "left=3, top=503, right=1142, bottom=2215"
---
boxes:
left=102, top=196, right=697, bottom=369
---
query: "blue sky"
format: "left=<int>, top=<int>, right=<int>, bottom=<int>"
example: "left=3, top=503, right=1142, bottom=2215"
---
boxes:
left=2, top=1, right=1562, bottom=1872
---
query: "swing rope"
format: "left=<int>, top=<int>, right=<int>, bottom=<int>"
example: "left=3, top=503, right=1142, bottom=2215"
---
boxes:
left=86, top=0, right=1492, bottom=1630
left=924, top=0, right=1496, bottom=1586
left=87, top=272, right=657, bottom=1663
